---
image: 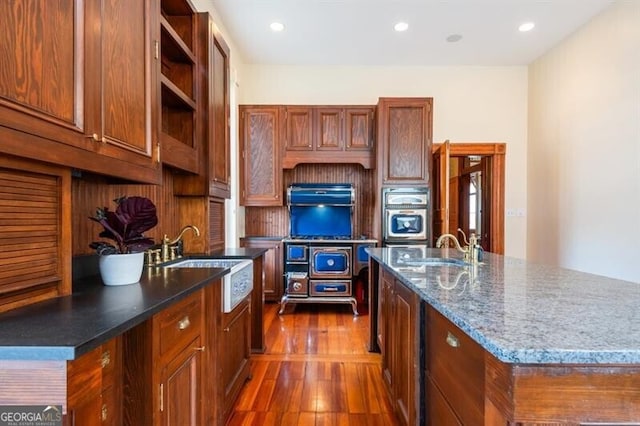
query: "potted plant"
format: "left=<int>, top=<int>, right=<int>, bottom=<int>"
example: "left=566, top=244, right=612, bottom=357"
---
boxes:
left=89, top=196, right=158, bottom=286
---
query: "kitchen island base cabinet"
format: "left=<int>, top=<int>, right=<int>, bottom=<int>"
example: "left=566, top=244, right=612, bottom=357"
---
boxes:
left=377, top=267, right=419, bottom=426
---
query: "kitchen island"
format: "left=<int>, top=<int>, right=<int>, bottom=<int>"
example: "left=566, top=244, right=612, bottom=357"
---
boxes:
left=367, top=246, right=640, bottom=425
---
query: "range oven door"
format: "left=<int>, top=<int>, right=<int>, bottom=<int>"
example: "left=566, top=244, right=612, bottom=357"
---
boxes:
left=384, top=208, right=428, bottom=241
left=309, top=246, right=352, bottom=279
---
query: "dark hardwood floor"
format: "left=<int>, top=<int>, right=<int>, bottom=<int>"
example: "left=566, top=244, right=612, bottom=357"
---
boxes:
left=227, top=303, right=399, bottom=425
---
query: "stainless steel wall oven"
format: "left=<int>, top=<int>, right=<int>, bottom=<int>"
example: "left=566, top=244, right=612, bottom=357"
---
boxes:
left=382, top=187, right=430, bottom=244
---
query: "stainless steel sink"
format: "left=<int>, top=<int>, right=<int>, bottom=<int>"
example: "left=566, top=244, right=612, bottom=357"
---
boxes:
left=166, top=259, right=253, bottom=313
left=398, top=257, right=468, bottom=267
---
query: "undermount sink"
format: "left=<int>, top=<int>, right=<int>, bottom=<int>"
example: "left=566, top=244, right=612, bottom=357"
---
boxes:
left=166, top=259, right=253, bottom=313
left=399, top=257, right=468, bottom=267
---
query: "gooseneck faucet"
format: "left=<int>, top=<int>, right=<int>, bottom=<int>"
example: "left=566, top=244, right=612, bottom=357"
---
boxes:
left=436, top=228, right=482, bottom=264
left=161, top=225, right=201, bottom=262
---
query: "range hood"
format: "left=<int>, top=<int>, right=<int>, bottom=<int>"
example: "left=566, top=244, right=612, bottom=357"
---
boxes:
left=287, top=183, right=354, bottom=206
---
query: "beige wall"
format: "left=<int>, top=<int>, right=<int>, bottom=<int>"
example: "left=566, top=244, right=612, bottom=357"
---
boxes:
left=528, top=1, right=640, bottom=282
left=240, top=65, right=529, bottom=258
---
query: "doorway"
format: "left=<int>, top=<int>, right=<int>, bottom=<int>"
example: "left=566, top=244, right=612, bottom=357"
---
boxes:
left=433, top=142, right=506, bottom=254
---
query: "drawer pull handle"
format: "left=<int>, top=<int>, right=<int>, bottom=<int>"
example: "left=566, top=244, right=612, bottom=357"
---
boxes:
left=446, top=332, right=460, bottom=348
left=178, top=316, right=191, bottom=330
left=100, top=350, right=111, bottom=368
left=194, top=346, right=206, bottom=352
left=223, top=327, right=230, bottom=332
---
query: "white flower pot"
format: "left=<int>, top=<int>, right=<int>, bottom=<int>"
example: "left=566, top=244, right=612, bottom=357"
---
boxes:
left=99, top=252, right=145, bottom=286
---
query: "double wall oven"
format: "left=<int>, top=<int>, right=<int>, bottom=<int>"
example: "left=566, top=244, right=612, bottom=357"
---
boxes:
left=280, top=183, right=376, bottom=315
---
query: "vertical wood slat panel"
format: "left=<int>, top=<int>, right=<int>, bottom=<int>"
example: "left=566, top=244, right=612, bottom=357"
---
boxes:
left=244, top=164, right=375, bottom=239
left=0, top=156, right=71, bottom=313
left=208, top=198, right=225, bottom=252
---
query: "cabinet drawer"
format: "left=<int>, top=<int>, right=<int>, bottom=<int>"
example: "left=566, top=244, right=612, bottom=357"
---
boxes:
left=427, top=377, right=462, bottom=426
left=427, top=307, right=484, bottom=425
left=155, top=291, right=203, bottom=357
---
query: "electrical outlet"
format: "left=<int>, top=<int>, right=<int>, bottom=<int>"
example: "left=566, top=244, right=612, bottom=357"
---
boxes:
left=506, top=208, right=516, bottom=217
left=516, top=208, right=526, bottom=217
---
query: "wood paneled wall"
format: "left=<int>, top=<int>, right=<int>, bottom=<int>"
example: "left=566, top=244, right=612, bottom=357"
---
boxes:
left=244, top=164, right=376, bottom=238
left=72, top=169, right=181, bottom=256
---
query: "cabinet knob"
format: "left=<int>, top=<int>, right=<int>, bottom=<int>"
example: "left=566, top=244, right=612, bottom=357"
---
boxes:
left=446, top=331, right=460, bottom=348
left=101, top=404, right=108, bottom=421
left=193, top=346, right=206, bottom=352
left=100, top=350, right=111, bottom=368
left=178, top=316, right=191, bottom=330
left=86, top=133, right=100, bottom=142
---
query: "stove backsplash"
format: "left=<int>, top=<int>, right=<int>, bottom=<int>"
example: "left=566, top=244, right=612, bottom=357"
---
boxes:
left=289, top=205, right=352, bottom=238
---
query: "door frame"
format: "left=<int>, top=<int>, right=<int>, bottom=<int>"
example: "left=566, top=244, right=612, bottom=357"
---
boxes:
left=432, top=142, right=506, bottom=254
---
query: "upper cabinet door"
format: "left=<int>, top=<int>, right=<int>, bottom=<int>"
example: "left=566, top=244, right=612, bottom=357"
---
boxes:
left=284, top=106, right=313, bottom=151
left=345, top=107, right=374, bottom=151
left=239, top=106, right=283, bottom=206
left=92, top=0, right=157, bottom=164
left=0, top=0, right=160, bottom=183
left=314, top=108, right=343, bottom=151
left=377, top=97, right=433, bottom=186
left=209, top=28, right=231, bottom=198
left=0, top=1, right=86, bottom=140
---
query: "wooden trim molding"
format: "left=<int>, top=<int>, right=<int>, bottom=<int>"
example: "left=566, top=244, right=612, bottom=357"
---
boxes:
left=432, top=142, right=506, bottom=254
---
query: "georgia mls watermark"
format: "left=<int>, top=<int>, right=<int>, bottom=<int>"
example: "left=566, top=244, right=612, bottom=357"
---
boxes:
left=0, top=406, right=62, bottom=426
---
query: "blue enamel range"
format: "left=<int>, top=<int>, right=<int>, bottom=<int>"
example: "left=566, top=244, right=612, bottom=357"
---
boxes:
left=281, top=183, right=360, bottom=313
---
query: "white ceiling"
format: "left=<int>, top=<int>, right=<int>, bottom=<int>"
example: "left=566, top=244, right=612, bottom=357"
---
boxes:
left=209, top=0, right=614, bottom=66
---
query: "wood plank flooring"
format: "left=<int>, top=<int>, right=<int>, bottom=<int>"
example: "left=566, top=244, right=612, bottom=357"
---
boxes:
left=227, top=303, right=400, bottom=425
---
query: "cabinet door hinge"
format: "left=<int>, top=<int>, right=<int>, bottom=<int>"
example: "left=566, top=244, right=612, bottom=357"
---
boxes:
left=154, top=40, right=159, bottom=59
left=159, top=383, right=164, bottom=412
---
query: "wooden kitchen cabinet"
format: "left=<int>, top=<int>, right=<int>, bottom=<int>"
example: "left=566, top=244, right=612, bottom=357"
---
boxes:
left=67, top=337, right=122, bottom=426
left=282, top=105, right=375, bottom=168
left=0, top=0, right=160, bottom=184
left=240, top=237, right=284, bottom=303
left=123, top=289, right=204, bottom=426
left=173, top=12, right=231, bottom=198
left=239, top=105, right=283, bottom=206
left=220, top=297, right=252, bottom=422
left=154, top=290, right=204, bottom=426
left=426, top=306, right=485, bottom=425
left=284, top=106, right=314, bottom=151
left=377, top=267, right=419, bottom=426
left=377, top=97, right=433, bottom=186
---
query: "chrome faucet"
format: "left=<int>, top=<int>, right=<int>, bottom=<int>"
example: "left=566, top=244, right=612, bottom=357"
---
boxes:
left=161, top=225, right=201, bottom=262
left=435, top=228, right=482, bottom=264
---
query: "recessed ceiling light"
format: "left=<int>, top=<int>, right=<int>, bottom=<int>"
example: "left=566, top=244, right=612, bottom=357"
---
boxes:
left=518, top=22, right=535, bottom=32
left=394, top=22, right=409, bottom=32
left=446, top=34, right=463, bottom=43
left=270, top=22, right=285, bottom=32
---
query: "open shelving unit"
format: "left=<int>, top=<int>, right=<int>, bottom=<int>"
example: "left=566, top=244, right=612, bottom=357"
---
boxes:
left=159, top=0, right=199, bottom=173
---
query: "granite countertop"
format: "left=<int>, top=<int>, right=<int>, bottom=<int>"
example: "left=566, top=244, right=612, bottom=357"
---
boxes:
left=367, top=247, right=640, bottom=364
left=0, top=265, right=230, bottom=361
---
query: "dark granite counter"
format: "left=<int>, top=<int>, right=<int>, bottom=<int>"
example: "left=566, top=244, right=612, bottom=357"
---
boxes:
left=367, top=246, right=640, bottom=364
left=0, top=266, right=229, bottom=361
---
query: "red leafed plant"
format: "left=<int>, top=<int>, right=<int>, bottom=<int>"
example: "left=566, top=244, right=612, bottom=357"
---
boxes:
left=89, top=196, right=158, bottom=255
